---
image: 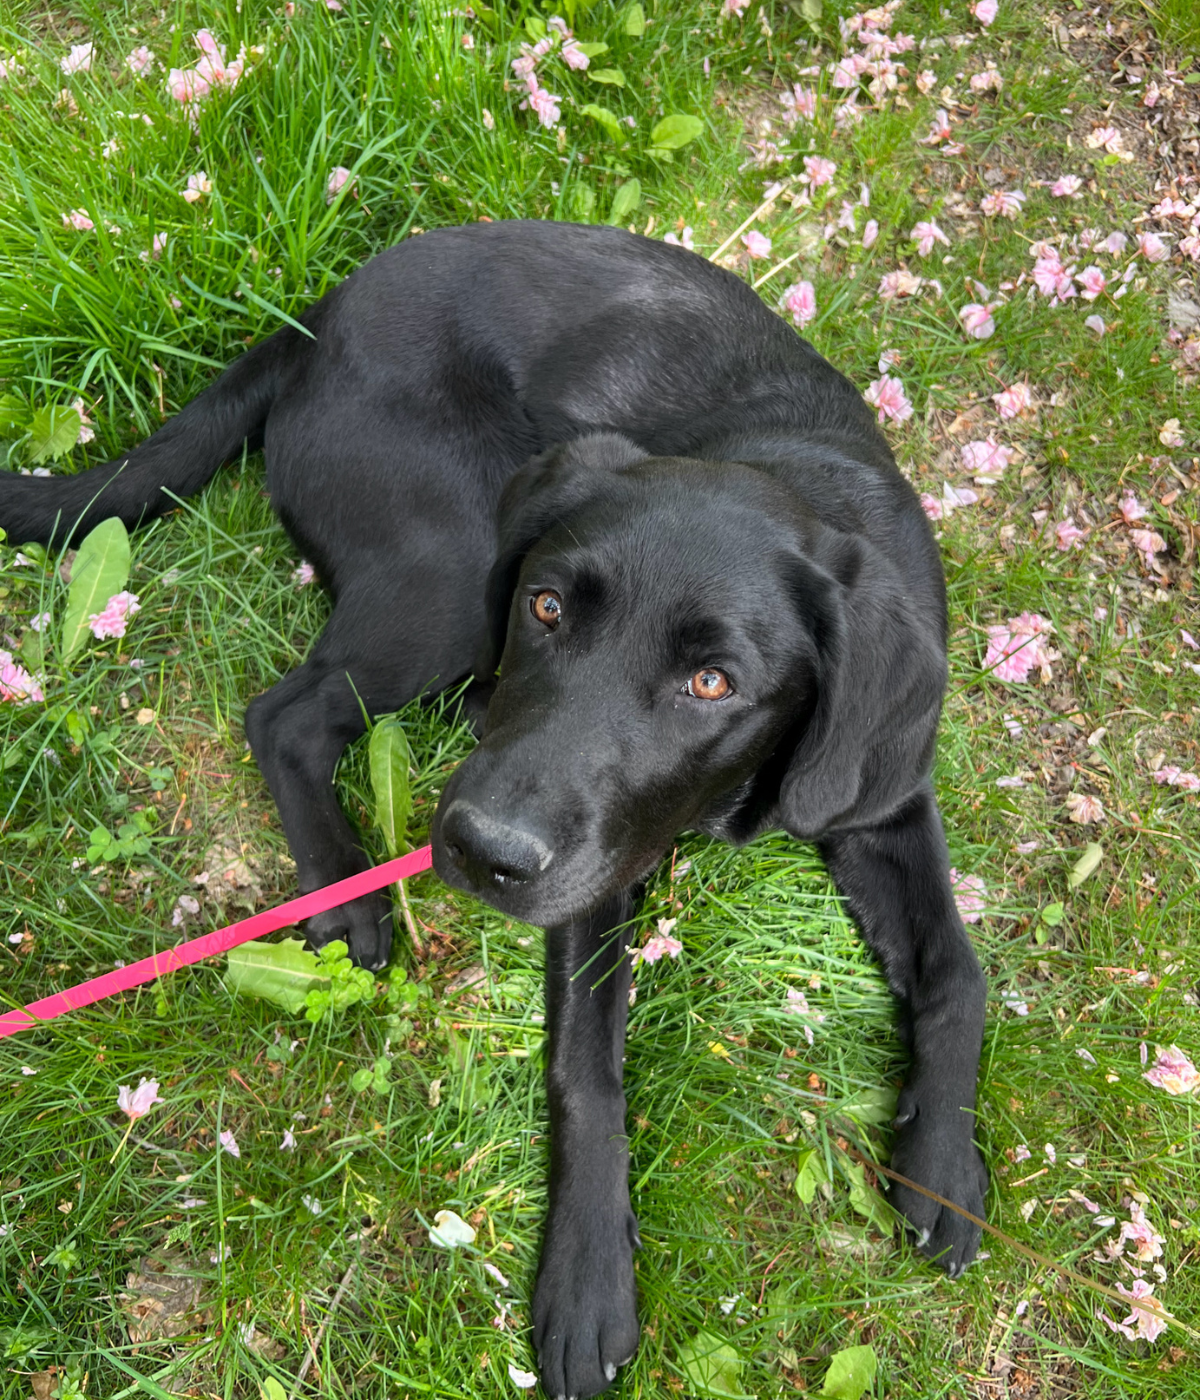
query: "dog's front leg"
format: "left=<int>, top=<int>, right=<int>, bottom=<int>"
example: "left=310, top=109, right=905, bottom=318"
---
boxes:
left=534, top=892, right=641, bottom=1400
left=817, top=782, right=989, bottom=1277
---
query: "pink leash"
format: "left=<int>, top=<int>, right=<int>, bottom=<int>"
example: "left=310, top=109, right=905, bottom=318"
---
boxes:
left=0, top=845, right=433, bottom=1040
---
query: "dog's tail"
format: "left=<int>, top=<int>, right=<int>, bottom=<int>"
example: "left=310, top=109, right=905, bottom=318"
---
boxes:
left=0, top=327, right=297, bottom=548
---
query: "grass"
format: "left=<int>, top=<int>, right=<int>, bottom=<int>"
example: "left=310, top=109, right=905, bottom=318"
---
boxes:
left=2, top=0, right=1199, bottom=1396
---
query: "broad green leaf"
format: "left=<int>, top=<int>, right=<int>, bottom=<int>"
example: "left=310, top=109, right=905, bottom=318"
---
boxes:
left=795, top=1147, right=828, bottom=1205
left=841, top=1085, right=898, bottom=1126
left=581, top=102, right=624, bottom=143
left=223, top=937, right=330, bottom=1014
left=845, top=1162, right=894, bottom=1232
left=61, top=517, right=131, bottom=660
left=650, top=113, right=704, bottom=150
left=262, top=1379, right=288, bottom=1400
left=574, top=40, right=609, bottom=56
left=607, top=178, right=641, bottom=225
left=677, top=1330, right=748, bottom=1398
left=821, top=1344, right=877, bottom=1399
left=800, top=0, right=823, bottom=20
left=589, top=67, right=626, bottom=86
left=1067, top=841, right=1104, bottom=888
left=623, top=1, right=646, bottom=34
left=570, top=183, right=597, bottom=219
left=27, top=405, right=81, bottom=465
left=0, top=393, right=28, bottom=436
left=524, top=15, right=546, bottom=40
left=369, top=716, right=412, bottom=857
left=17, top=542, right=46, bottom=565
left=1041, top=901, right=1065, bottom=927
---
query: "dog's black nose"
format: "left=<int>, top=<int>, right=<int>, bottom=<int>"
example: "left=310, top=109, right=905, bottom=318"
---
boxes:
left=439, top=800, right=554, bottom=888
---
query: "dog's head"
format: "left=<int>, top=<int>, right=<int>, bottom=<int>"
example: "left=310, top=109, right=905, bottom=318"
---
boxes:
left=431, top=433, right=946, bottom=927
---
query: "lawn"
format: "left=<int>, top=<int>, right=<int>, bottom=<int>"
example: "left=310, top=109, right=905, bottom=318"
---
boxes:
left=1, top=0, right=1198, bottom=1397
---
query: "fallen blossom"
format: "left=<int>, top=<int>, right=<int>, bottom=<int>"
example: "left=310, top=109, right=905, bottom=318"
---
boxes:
left=1085, top=314, right=1106, bottom=336
left=117, top=1077, right=163, bottom=1121
left=326, top=165, right=355, bottom=203
left=803, top=155, right=837, bottom=188
left=784, top=987, right=826, bottom=1045
left=62, top=209, right=94, bottom=232
left=1119, top=491, right=1147, bottom=524
left=1055, top=518, right=1086, bottom=551
left=1050, top=174, right=1083, bottom=198
left=969, top=67, right=1003, bottom=93
left=1015, top=839, right=1039, bottom=854
left=1152, top=195, right=1192, bottom=220
left=126, top=46, right=155, bottom=75
left=1065, top=792, right=1104, bottom=824
left=87, top=590, right=140, bottom=640
left=972, top=0, right=998, bottom=23
left=1044, top=1143, right=1056, bottom=1164
left=1143, top=1045, right=1199, bottom=1095
left=1097, top=1279, right=1168, bottom=1344
left=1085, top=125, right=1123, bottom=154
left=980, top=190, right=1025, bottom=219
left=780, top=85, right=817, bottom=122
left=949, top=867, right=986, bottom=923
left=482, top=107, right=495, bottom=130
left=878, top=268, right=922, bottom=300
left=1181, top=630, right=1198, bottom=650
left=1101, top=231, right=1128, bottom=255
left=863, top=373, right=912, bottom=423
left=912, top=219, right=949, bottom=256
left=920, top=108, right=952, bottom=145
left=961, top=436, right=1011, bottom=478
left=992, top=382, right=1033, bottom=419
left=280, top=1127, right=296, bottom=1150
left=634, top=932, right=683, bottom=965
left=60, top=42, right=93, bottom=74
left=1136, top=232, right=1168, bottom=262
left=1013, top=1144, right=1032, bottom=1163
left=664, top=226, right=695, bottom=251
left=524, top=79, right=561, bottom=128
left=1076, top=1047, right=1097, bottom=1064
left=167, top=29, right=249, bottom=110
left=1152, top=766, right=1200, bottom=791
left=219, top=1128, right=241, bottom=1158
left=181, top=170, right=212, bottom=203
left=960, top=301, right=998, bottom=339
left=171, top=894, right=200, bottom=927
left=743, top=230, right=772, bottom=259
left=508, top=1364, right=538, bottom=1390
left=292, top=560, right=316, bottom=586
left=1119, top=1202, right=1166, bottom=1261
left=1075, top=265, right=1107, bottom=301
left=782, top=280, right=817, bottom=326
left=1158, top=417, right=1184, bottom=448
left=983, top=611, right=1055, bottom=684
left=1129, top=527, right=1166, bottom=569
left=861, top=218, right=879, bottom=249
left=1001, top=990, right=1029, bottom=1016
left=138, top=232, right=168, bottom=262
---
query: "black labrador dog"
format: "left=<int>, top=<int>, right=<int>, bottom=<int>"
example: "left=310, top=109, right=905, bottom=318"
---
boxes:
left=3, top=220, right=987, bottom=1398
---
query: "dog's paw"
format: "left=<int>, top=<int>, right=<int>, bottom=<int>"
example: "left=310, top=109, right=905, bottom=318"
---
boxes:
left=304, top=891, right=392, bottom=972
left=533, top=1209, right=640, bottom=1399
left=889, top=1087, right=988, bottom=1279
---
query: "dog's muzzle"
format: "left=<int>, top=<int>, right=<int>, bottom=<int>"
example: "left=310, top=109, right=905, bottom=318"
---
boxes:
left=438, top=799, right=555, bottom=891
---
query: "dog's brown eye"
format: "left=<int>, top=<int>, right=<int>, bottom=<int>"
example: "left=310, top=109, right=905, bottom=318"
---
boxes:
left=531, top=590, right=562, bottom=628
left=687, top=668, right=731, bottom=701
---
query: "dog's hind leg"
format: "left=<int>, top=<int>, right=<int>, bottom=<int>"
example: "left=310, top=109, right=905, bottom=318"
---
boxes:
left=242, top=556, right=486, bottom=970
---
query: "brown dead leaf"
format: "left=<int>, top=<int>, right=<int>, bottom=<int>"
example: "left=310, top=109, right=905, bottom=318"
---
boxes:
left=119, top=1252, right=214, bottom=1344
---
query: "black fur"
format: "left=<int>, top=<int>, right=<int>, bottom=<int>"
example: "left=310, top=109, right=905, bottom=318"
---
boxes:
left=2, top=221, right=987, bottom=1399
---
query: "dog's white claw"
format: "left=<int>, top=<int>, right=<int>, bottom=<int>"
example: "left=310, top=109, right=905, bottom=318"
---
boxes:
left=604, top=1362, right=617, bottom=1382
left=916, top=1227, right=931, bottom=1247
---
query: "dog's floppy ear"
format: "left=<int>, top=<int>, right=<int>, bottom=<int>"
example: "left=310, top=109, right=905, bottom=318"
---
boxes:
left=778, top=544, right=947, bottom=838
left=477, top=432, right=648, bottom=677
